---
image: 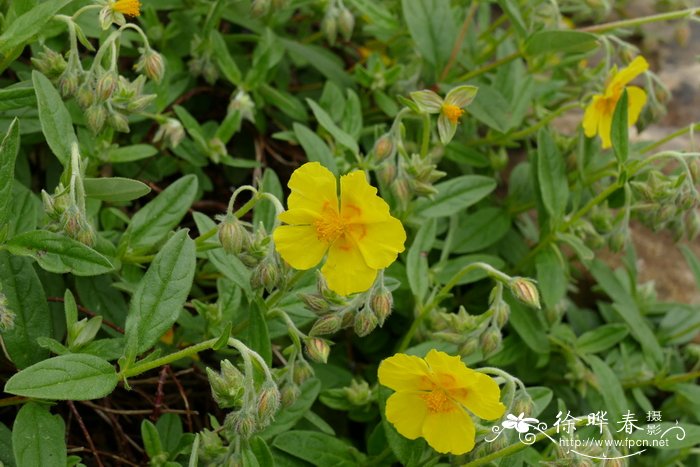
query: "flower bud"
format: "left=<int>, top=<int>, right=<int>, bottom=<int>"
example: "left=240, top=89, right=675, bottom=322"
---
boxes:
left=480, top=328, right=502, bottom=355
left=370, top=286, right=393, bottom=326
left=309, top=313, right=343, bottom=336
left=207, top=359, right=245, bottom=408
left=127, top=94, right=157, bottom=112
left=458, top=336, right=479, bottom=356
left=76, top=223, right=96, bottom=247
left=280, top=383, right=301, bottom=407
left=304, top=337, right=330, bottom=364
left=354, top=307, right=378, bottom=337
left=391, top=177, right=412, bottom=209
left=251, top=0, right=270, bottom=16
left=493, top=300, right=510, bottom=328
left=345, top=379, right=372, bottom=406
left=508, top=277, right=541, bottom=309
left=153, top=118, right=185, bottom=148
left=411, top=180, right=439, bottom=197
left=135, top=48, right=165, bottom=83
left=208, top=137, right=227, bottom=163
left=218, top=216, right=250, bottom=255
left=75, top=84, right=95, bottom=109
left=373, top=134, right=394, bottom=162
left=675, top=24, right=691, bottom=47
left=86, top=104, right=107, bottom=134
left=300, top=293, right=329, bottom=314
left=512, top=393, right=534, bottom=417
left=226, top=410, right=257, bottom=439
left=41, top=190, right=57, bottom=219
left=608, top=230, right=626, bottom=252
left=377, top=163, right=397, bottom=185
left=321, top=9, right=338, bottom=46
left=256, top=382, right=281, bottom=425
left=292, top=358, right=314, bottom=384
left=31, top=47, right=66, bottom=78
left=228, top=89, right=256, bottom=123
left=689, top=159, right=699, bottom=184
left=337, top=7, right=355, bottom=42
left=58, top=71, right=79, bottom=97
left=202, top=61, right=219, bottom=85
left=251, top=256, right=280, bottom=292
left=96, top=71, right=118, bottom=101
left=60, top=205, right=83, bottom=239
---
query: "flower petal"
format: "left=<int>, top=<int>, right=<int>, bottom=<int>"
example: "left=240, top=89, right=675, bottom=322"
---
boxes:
left=454, top=371, right=506, bottom=421
left=437, top=114, right=457, bottom=145
left=582, top=94, right=604, bottom=138
left=351, top=218, right=406, bottom=269
left=597, top=102, right=614, bottom=149
left=321, top=235, right=376, bottom=295
left=378, top=353, right=431, bottom=392
left=626, top=86, right=647, bottom=127
left=444, top=85, right=478, bottom=108
left=424, top=349, right=475, bottom=387
left=422, top=409, right=476, bottom=455
left=385, top=391, right=429, bottom=439
left=410, top=90, right=443, bottom=113
left=339, top=170, right=397, bottom=224
left=273, top=225, right=328, bottom=269
left=610, top=56, right=648, bottom=89
left=286, top=162, right=339, bottom=217
left=278, top=208, right=320, bottom=225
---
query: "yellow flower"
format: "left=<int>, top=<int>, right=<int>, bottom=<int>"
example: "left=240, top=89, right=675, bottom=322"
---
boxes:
left=111, top=0, right=141, bottom=17
left=378, top=349, right=505, bottom=455
left=410, top=85, right=478, bottom=144
left=583, top=56, right=648, bottom=149
left=273, top=162, right=406, bottom=296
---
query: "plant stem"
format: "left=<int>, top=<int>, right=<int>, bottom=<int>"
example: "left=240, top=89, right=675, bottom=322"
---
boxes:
left=420, top=112, right=431, bottom=157
left=641, top=122, right=700, bottom=154
left=455, top=51, right=521, bottom=82
left=120, top=338, right=218, bottom=378
left=439, top=0, right=479, bottom=82
left=578, top=7, right=700, bottom=33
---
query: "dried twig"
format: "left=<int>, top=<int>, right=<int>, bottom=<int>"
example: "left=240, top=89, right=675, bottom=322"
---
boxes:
left=67, top=401, right=105, bottom=467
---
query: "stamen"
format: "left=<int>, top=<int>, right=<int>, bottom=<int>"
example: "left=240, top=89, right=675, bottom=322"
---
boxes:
left=442, top=104, right=464, bottom=124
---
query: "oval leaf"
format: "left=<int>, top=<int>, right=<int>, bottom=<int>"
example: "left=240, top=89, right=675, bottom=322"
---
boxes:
left=83, top=177, right=151, bottom=202
left=413, top=175, right=497, bottom=218
left=31, top=70, right=77, bottom=166
left=11, top=403, right=66, bottom=467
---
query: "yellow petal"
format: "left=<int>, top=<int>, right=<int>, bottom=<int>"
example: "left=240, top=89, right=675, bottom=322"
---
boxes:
left=321, top=235, right=376, bottom=295
left=454, top=371, right=506, bottom=421
left=424, top=349, right=474, bottom=386
left=437, top=113, right=458, bottom=145
left=597, top=103, right=614, bottom=149
left=385, top=391, right=429, bottom=439
left=339, top=170, right=391, bottom=224
left=350, top=218, right=406, bottom=270
left=582, top=94, right=604, bottom=138
left=278, top=208, right=320, bottom=225
left=286, top=162, right=339, bottom=217
left=626, top=86, right=647, bottom=127
left=422, top=409, right=476, bottom=455
left=378, top=353, right=431, bottom=392
left=273, top=225, right=328, bottom=270
left=609, top=56, right=648, bottom=89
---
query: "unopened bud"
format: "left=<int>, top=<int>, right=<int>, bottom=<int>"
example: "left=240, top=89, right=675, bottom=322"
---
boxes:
left=135, top=48, right=165, bottom=83
left=218, top=216, right=250, bottom=255
left=208, top=137, right=227, bottom=163
left=321, top=10, right=338, bottom=46
left=256, top=382, right=281, bottom=425
left=202, top=61, right=219, bottom=85
left=86, top=104, right=107, bottom=134
left=354, top=307, right=378, bottom=337
left=293, top=359, right=314, bottom=384
left=280, top=383, right=300, bottom=407
left=490, top=148, right=508, bottom=172
left=76, top=84, right=95, bottom=109
left=153, top=118, right=185, bottom=148
left=377, top=163, right=397, bottom=185
left=76, top=223, right=96, bottom=247
left=337, top=7, right=355, bottom=42
left=304, top=337, right=330, bottom=364
left=512, top=393, right=534, bottom=417
left=345, top=379, right=372, bottom=406
left=508, top=277, right=541, bottom=309
left=251, top=256, right=280, bottom=292
left=493, top=301, right=510, bottom=328
left=58, top=71, right=79, bottom=97
left=109, top=112, right=130, bottom=133
left=309, top=314, right=343, bottom=336
left=127, top=94, right=156, bottom=112
left=458, top=336, right=479, bottom=356
left=96, top=71, right=118, bottom=101
left=226, top=411, right=257, bottom=439
left=373, top=134, right=394, bottom=162
left=689, top=159, right=700, bottom=184
left=300, top=293, right=329, bottom=314
left=675, top=24, right=691, bottom=47
left=60, top=205, right=82, bottom=239
left=41, top=190, right=57, bottom=219
left=480, top=328, right=502, bottom=355
left=370, top=286, right=393, bottom=326
left=609, top=230, right=627, bottom=252
left=251, top=0, right=270, bottom=16
left=31, top=47, right=66, bottom=78
left=391, top=177, right=412, bottom=209
left=228, top=89, right=256, bottom=123
left=411, top=180, right=438, bottom=197
left=207, top=359, right=245, bottom=408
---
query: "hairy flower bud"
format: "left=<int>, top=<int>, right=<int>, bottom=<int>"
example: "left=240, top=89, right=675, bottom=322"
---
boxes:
left=86, top=104, right=107, bottom=134
left=354, top=307, right=378, bottom=337
left=373, top=133, right=394, bottom=162
left=321, top=9, right=338, bottom=46
left=377, top=163, right=397, bottom=185
left=58, top=71, right=80, bottom=98
left=96, top=71, right=118, bottom=101
left=31, top=46, right=66, bottom=78
left=309, top=314, right=343, bottom=336
left=75, top=84, right=95, bottom=109
left=256, top=382, right=281, bottom=425
left=337, top=7, right=355, bottom=42
left=207, top=359, right=245, bottom=408
left=280, top=383, right=301, bottom=407
left=304, top=337, right=330, bottom=364
left=492, top=300, right=510, bottom=328
left=226, top=410, right=257, bottom=439
left=251, top=256, right=280, bottom=292
left=480, top=328, right=502, bottom=355
left=292, top=358, right=314, bottom=384
left=153, top=118, right=185, bottom=148
left=135, top=48, right=165, bottom=83
left=300, top=293, right=329, bottom=314
left=218, top=216, right=250, bottom=255
left=508, top=277, right=541, bottom=309
left=370, top=286, right=393, bottom=326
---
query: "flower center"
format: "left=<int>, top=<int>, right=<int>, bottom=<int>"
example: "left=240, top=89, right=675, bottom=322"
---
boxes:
left=442, top=104, right=464, bottom=124
left=112, top=0, right=141, bottom=16
left=314, top=208, right=346, bottom=243
left=423, top=389, right=456, bottom=413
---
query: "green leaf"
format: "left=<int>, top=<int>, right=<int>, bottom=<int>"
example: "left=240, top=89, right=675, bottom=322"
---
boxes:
left=576, top=324, right=629, bottom=354
left=31, top=70, right=77, bottom=166
left=629, top=422, right=700, bottom=449
left=467, top=85, right=513, bottom=133
left=378, top=387, right=430, bottom=467
left=259, top=84, right=308, bottom=122
left=250, top=437, right=274, bottom=467
left=11, top=403, right=66, bottom=467
left=453, top=207, right=510, bottom=253
left=210, top=30, right=242, bottom=86
left=0, top=118, right=19, bottom=228
left=0, top=0, right=76, bottom=69
left=436, top=254, right=505, bottom=286
left=585, top=354, right=627, bottom=424
left=208, top=248, right=252, bottom=297
left=156, top=413, right=183, bottom=455
left=413, top=175, right=497, bottom=218
left=525, top=30, right=599, bottom=56
left=611, top=89, right=629, bottom=163
left=259, top=379, right=321, bottom=439
left=0, top=84, right=36, bottom=111
left=5, top=230, right=114, bottom=276
left=247, top=302, right=272, bottom=366
left=556, top=232, right=594, bottom=263
left=306, top=99, right=359, bottom=154
left=535, top=244, right=567, bottom=310
left=105, top=144, right=158, bottom=163
left=253, top=169, right=283, bottom=232
left=406, top=219, right=436, bottom=302
left=537, top=128, right=569, bottom=221
left=281, top=40, right=353, bottom=88
left=495, top=0, right=527, bottom=38
left=83, top=177, right=151, bottom=202
left=7, top=181, right=42, bottom=237
left=125, top=174, right=198, bottom=252
left=293, top=123, right=337, bottom=175
left=0, top=252, right=50, bottom=369
left=124, top=230, right=196, bottom=357
left=141, top=420, right=164, bottom=458
left=401, top=0, right=456, bottom=70
left=0, top=422, right=13, bottom=467
left=273, top=431, right=366, bottom=467
left=508, top=298, right=550, bottom=354
left=5, top=354, right=118, bottom=400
